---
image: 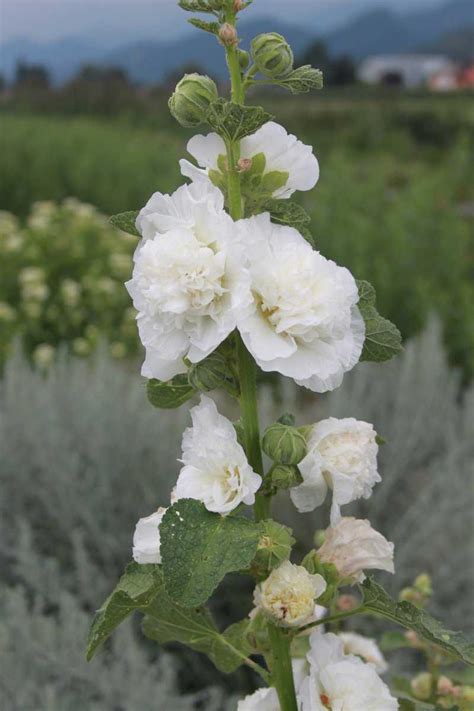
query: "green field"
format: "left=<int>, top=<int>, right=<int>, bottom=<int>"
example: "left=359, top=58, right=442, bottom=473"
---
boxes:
left=1, top=92, right=473, bottom=375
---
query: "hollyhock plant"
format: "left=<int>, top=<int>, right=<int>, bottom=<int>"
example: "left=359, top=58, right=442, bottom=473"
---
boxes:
left=175, top=395, right=262, bottom=514
left=290, top=417, right=380, bottom=523
left=237, top=213, right=365, bottom=392
left=87, top=4, right=472, bottom=710
left=180, top=121, right=319, bottom=200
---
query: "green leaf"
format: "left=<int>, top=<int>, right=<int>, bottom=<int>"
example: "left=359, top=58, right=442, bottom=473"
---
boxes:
left=160, top=499, right=261, bottom=607
left=206, top=99, right=273, bottom=142
left=147, top=374, right=196, bottom=409
left=178, top=0, right=223, bottom=12
left=142, top=586, right=251, bottom=673
left=109, top=210, right=140, bottom=237
left=273, top=65, right=324, bottom=94
left=263, top=199, right=311, bottom=231
left=259, top=170, right=289, bottom=195
left=188, top=18, right=220, bottom=34
left=86, top=563, right=161, bottom=660
left=361, top=578, right=474, bottom=665
left=357, top=280, right=403, bottom=362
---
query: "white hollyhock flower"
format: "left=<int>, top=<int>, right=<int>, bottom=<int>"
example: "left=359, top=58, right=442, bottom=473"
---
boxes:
left=318, top=517, right=395, bottom=584
left=132, top=507, right=166, bottom=564
left=298, top=631, right=398, bottom=711
left=339, top=632, right=388, bottom=674
left=180, top=121, right=319, bottom=199
left=126, top=182, right=251, bottom=381
left=236, top=213, right=364, bottom=392
left=254, top=560, right=327, bottom=627
left=290, top=417, right=380, bottom=524
left=237, top=687, right=279, bottom=711
left=175, top=396, right=262, bottom=514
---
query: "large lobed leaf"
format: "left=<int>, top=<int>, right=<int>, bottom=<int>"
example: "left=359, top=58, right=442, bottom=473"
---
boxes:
left=206, top=99, right=273, bottom=142
left=147, top=374, right=196, bottom=409
left=357, top=280, right=403, bottom=362
left=160, top=499, right=262, bottom=607
left=361, top=578, right=474, bottom=665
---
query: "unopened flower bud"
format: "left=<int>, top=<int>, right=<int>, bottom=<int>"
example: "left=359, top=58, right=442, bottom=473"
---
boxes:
left=437, top=676, right=455, bottom=696
left=336, top=594, right=358, bottom=612
left=252, top=520, right=295, bottom=574
left=405, top=630, right=422, bottom=648
left=237, top=157, right=252, bottom=172
left=219, top=22, right=238, bottom=47
left=251, top=32, right=294, bottom=79
left=262, top=422, right=307, bottom=465
left=237, top=48, right=250, bottom=70
left=270, top=464, right=302, bottom=490
left=414, top=573, right=433, bottom=597
left=411, top=673, right=433, bottom=701
left=459, top=686, right=474, bottom=702
left=188, top=351, right=238, bottom=395
left=233, top=0, right=243, bottom=11
left=168, top=73, right=218, bottom=128
left=254, top=560, right=326, bottom=627
left=399, top=586, right=423, bottom=605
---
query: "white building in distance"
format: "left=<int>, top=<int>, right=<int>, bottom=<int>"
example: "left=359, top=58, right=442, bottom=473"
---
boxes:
left=358, top=55, right=456, bottom=88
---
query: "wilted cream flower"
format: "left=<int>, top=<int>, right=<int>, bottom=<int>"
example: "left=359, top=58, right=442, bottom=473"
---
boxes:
left=254, top=560, right=327, bottom=627
left=236, top=214, right=364, bottom=393
left=290, top=417, right=380, bottom=524
left=339, top=632, right=388, bottom=674
left=299, top=631, right=398, bottom=711
left=175, top=396, right=262, bottom=515
left=181, top=121, right=319, bottom=200
left=132, top=507, right=167, bottom=564
left=127, top=182, right=252, bottom=381
left=318, top=517, right=394, bottom=584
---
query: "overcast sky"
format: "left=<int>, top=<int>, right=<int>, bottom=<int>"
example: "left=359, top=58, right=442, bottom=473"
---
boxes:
left=1, top=0, right=441, bottom=43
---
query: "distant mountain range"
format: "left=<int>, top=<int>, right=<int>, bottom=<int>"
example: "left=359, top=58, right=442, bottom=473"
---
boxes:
left=1, top=0, right=472, bottom=85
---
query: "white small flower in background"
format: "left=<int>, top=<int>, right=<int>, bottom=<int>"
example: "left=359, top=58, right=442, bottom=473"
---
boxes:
left=180, top=121, right=319, bottom=199
left=338, top=632, right=388, bottom=674
left=175, top=396, right=261, bottom=515
left=132, top=507, right=167, bottom=564
left=237, top=687, right=280, bottom=711
left=290, top=417, right=380, bottom=524
left=126, top=182, right=252, bottom=381
left=254, top=559, right=327, bottom=628
left=318, top=517, right=395, bottom=583
left=236, top=213, right=364, bottom=393
left=298, top=631, right=398, bottom=711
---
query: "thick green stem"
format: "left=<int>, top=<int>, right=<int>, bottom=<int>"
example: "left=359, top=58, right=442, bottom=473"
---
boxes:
left=267, top=625, right=299, bottom=711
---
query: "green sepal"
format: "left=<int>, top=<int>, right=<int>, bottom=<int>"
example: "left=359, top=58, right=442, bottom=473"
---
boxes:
left=147, top=374, right=196, bottom=409
left=301, top=550, right=339, bottom=606
left=269, top=464, right=302, bottom=490
left=206, top=98, right=273, bottom=142
left=188, top=18, right=220, bottom=34
left=361, top=578, right=474, bottom=665
left=246, top=152, right=266, bottom=177
left=86, top=562, right=161, bottom=661
left=188, top=350, right=239, bottom=397
left=251, top=519, right=295, bottom=576
left=272, top=65, right=324, bottom=94
left=160, top=499, right=262, bottom=607
left=262, top=422, right=307, bottom=465
left=357, top=280, right=403, bottom=362
left=109, top=210, right=140, bottom=237
left=208, top=168, right=227, bottom=192
left=259, top=170, right=289, bottom=195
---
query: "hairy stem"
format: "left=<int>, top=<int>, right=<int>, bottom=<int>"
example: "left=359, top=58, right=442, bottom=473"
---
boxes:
left=267, top=625, right=299, bottom=711
left=297, top=606, right=365, bottom=634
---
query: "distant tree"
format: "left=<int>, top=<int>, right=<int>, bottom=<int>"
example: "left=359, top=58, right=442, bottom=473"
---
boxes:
left=14, top=61, right=50, bottom=90
left=300, top=41, right=356, bottom=87
left=300, top=40, right=331, bottom=78
left=0, top=74, right=5, bottom=93
left=329, top=55, right=356, bottom=86
left=60, top=64, right=134, bottom=115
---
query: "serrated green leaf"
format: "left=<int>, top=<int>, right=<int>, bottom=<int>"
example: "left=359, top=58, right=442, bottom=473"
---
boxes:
left=142, top=587, right=251, bottom=673
left=109, top=210, right=140, bottom=237
left=263, top=198, right=311, bottom=231
left=188, top=18, right=220, bottom=34
left=147, top=374, right=196, bottom=409
left=361, top=578, right=474, bottom=665
left=87, top=563, right=161, bottom=660
left=161, top=499, right=261, bottom=607
left=206, top=99, right=273, bottom=142
left=273, top=65, right=323, bottom=94
left=357, top=279, right=403, bottom=362
left=178, top=0, right=223, bottom=12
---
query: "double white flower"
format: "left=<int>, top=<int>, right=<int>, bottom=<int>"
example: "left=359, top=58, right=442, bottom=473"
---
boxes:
left=126, top=181, right=252, bottom=381
left=291, top=417, right=380, bottom=523
left=299, top=631, right=399, bottom=710
left=180, top=121, right=319, bottom=199
left=175, top=396, right=262, bottom=514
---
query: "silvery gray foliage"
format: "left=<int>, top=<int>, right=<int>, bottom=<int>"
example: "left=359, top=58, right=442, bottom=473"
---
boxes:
left=0, top=578, right=228, bottom=711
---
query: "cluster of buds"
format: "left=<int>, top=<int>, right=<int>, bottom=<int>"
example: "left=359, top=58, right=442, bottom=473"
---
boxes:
left=168, top=73, right=218, bottom=127
left=400, top=573, right=433, bottom=607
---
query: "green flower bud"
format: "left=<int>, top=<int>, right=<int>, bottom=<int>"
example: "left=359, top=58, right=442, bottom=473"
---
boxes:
left=414, top=573, right=433, bottom=597
left=188, top=351, right=238, bottom=396
left=251, top=32, right=294, bottom=79
left=270, top=464, right=302, bottom=490
left=168, top=73, right=218, bottom=128
left=252, top=520, right=295, bottom=576
left=411, top=673, right=433, bottom=701
left=262, top=422, right=307, bottom=465
left=237, top=48, right=250, bottom=71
